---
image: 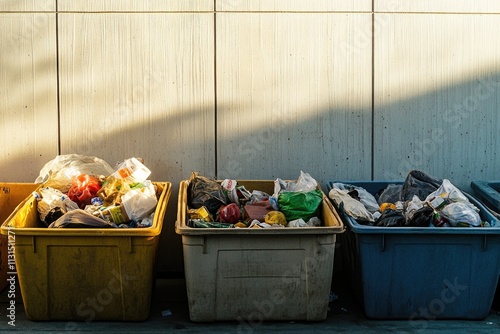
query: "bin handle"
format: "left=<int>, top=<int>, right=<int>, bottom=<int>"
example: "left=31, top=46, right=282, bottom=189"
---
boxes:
left=381, top=234, right=385, bottom=252
left=483, top=235, right=487, bottom=252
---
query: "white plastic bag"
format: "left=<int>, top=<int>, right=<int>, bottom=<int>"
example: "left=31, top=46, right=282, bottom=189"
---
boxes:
left=331, top=182, right=380, bottom=213
left=329, top=188, right=375, bottom=222
left=440, top=202, right=481, bottom=227
left=35, top=154, right=114, bottom=192
left=273, top=171, right=318, bottom=197
left=425, top=179, right=469, bottom=204
left=120, top=181, right=157, bottom=222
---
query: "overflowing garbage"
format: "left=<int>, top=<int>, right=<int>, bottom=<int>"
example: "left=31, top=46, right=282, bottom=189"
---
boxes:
left=33, top=154, right=158, bottom=228
left=329, top=170, right=496, bottom=228
left=186, top=171, right=324, bottom=228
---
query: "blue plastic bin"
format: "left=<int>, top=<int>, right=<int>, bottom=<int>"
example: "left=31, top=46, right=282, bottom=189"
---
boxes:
left=471, top=181, right=500, bottom=215
left=327, top=180, right=500, bottom=320
left=471, top=180, right=500, bottom=310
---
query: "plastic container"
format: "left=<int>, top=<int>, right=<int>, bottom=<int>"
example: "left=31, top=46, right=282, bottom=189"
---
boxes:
left=327, top=180, right=500, bottom=320
left=1, top=182, right=171, bottom=321
left=471, top=180, right=500, bottom=310
left=471, top=181, right=500, bottom=215
left=176, top=180, right=344, bottom=322
left=0, top=183, right=39, bottom=293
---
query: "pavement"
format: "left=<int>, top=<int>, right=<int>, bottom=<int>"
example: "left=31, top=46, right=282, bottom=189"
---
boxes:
left=1, top=273, right=499, bottom=334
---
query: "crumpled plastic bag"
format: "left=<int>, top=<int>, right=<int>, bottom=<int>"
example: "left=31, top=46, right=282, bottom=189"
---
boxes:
left=97, top=176, right=132, bottom=206
left=35, top=154, right=114, bottom=193
left=287, top=217, right=321, bottom=227
left=377, top=184, right=403, bottom=205
left=278, top=189, right=322, bottom=222
left=35, top=187, right=79, bottom=226
left=120, top=181, right=157, bottom=222
left=331, top=182, right=379, bottom=213
left=329, top=188, right=375, bottom=222
left=405, top=195, right=425, bottom=222
left=424, top=179, right=470, bottom=204
left=188, top=173, right=228, bottom=215
left=273, top=171, right=318, bottom=198
left=439, top=202, right=481, bottom=227
left=48, top=209, right=118, bottom=228
left=375, top=209, right=405, bottom=227
left=67, top=174, right=102, bottom=209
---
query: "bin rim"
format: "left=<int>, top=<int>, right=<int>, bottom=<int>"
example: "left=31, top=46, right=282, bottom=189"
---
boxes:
left=471, top=180, right=500, bottom=217
left=176, top=179, right=345, bottom=236
left=1, top=181, right=171, bottom=237
left=327, top=180, right=500, bottom=235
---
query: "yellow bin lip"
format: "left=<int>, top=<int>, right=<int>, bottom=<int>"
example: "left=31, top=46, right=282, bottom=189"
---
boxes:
left=1, top=182, right=171, bottom=237
left=176, top=179, right=345, bottom=236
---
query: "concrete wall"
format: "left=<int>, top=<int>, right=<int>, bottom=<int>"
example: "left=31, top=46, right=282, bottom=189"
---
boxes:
left=1, top=0, right=499, bottom=273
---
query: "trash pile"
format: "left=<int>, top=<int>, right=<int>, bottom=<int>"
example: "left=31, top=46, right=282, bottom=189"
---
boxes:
left=187, top=171, right=323, bottom=228
left=329, top=170, right=495, bottom=228
left=33, top=154, right=158, bottom=228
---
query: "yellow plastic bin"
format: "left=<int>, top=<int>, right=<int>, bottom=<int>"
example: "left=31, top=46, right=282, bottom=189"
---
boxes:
left=176, top=180, right=344, bottom=322
left=0, top=183, right=39, bottom=293
left=1, top=182, right=171, bottom=321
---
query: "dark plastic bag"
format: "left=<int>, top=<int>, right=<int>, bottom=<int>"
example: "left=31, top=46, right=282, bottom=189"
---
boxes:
left=401, top=170, right=442, bottom=201
left=377, top=184, right=403, bottom=205
left=188, top=174, right=228, bottom=215
left=406, top=205, right=434, bottom=227
left=375, top=209, right=405, bottom=227
left=278, top=189, right=323, bottom=222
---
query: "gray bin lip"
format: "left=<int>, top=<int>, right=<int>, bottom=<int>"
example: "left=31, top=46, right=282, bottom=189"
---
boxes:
left=176, top=180, right=345, bottom=236
left=328, top=180, right=500, bottom=235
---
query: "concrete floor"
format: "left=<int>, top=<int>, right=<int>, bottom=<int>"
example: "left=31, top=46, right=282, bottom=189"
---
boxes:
left=1, top=275, right=499, bottom=334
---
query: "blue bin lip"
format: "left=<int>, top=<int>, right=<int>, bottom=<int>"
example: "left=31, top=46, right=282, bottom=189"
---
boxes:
left=327, top=180, right=500, bottom=235
left=471, top=180, right=500, bottom=212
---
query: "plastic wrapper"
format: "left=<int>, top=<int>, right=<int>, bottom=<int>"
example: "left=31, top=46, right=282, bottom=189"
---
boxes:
left=111, top=157, right=151, bottom=183
left=218, top=203, right=241, bottom=224
left=67, top=174, right=102, bottom=209
left=188, top=206, right=214, bottom=222
left=97, top=176, right=132, bottom=206
left=35, top=154, right=114, bottom=192
left=188, top=173, right=228, bottom=215
left=188, top=219, right=233, bottom=228
left=221, top=179, right=240, bottom=205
